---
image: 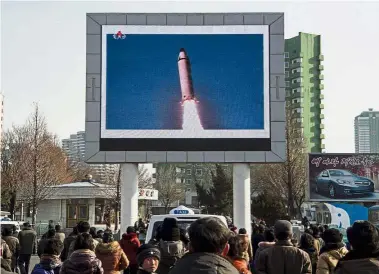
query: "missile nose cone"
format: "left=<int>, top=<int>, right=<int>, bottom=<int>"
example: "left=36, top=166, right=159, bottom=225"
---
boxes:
left=178, top=48, right=187, bottom=60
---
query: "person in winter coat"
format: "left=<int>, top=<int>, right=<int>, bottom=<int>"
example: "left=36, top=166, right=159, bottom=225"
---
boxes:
left=316, top=228, right=348, bottom=274
left=299, top=233, right=319, bottom=274
left=254, top=229, right=275, bottom=265
left=66, top=221, right=99, bottom=260
left=119, top=226, right=140, bottom=274
left=169, top=217, right=239, bottom=274
left=335, top=221, right=379, bottom=274
left=1, top=258, right=14, bottom=274
left=255, top=220, right=312, bottom=274
left=38, top=229, right=56, bottom=258
left=252, top=225, right=265, bottom=261
left=60, top=233, right=103, bottom=274
left=54, top=225, right=65, bottom=243
left=95, top=232, right=129, bottom=274
left=1, top=239, right=12, bottom=267
left=238, top=228, right=253, bottom=264
left=227, top=235, right=252, bottom=274
left=136, top=244, right=161, bottom=274
left=17, top=222, right=37, bottom=274
left=31, top=239, right=63, bottom=274
left=2, top=227, right=20, bottom=272
left=61, top=226, right=78, bottom=261
left=155, top=218, right=186, bottom=274
left=311, top=226, right=325, bottom=254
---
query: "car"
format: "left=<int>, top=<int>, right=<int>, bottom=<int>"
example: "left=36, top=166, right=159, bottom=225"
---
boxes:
left=314, top=169, right=375, bottom=198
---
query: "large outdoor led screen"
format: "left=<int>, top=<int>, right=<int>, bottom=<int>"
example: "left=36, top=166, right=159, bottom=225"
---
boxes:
left=100, top=25, right=270, bottom=151
left=309, top=153, right=379, bottom=202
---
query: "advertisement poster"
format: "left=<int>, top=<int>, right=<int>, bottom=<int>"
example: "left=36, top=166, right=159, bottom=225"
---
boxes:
left=138, top=188, right=158, bottom=200
left=100, top=25, right=270, bottom=151
left=308, top=154, right=379, bottom=201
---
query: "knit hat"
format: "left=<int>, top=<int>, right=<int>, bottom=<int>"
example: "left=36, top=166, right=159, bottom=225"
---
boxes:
left=274, top=220, right=293, bottom=236
left=136, top=244, right=161, bottom=266
left=323, top=228, right=342, bottom=244
left=161, top=218, right=180, bottom=241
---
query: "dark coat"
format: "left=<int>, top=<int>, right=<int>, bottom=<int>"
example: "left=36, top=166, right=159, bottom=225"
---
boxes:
left=18, top=228, right=37, bottom=255
left=335, top=249, right=379, bottom=274
left=169, top=252, right=239, bottom=274
left=60, top=249, right=104, bottom=274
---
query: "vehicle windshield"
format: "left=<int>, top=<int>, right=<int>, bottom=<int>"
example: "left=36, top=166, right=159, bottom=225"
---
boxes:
left=329, top=170, right=353, bottom=176
left=151, top=221, right=193, bottom=240
left=0, top=223, right=18, bottom=232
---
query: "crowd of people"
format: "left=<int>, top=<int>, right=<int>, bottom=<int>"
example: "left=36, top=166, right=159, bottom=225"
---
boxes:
left=0, top=218, right=378, bottom=274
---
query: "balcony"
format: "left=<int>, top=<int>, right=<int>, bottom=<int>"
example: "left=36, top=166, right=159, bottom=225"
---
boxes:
left=292, top=82, right=304, bottom=88
left=320, top=113, right=325, bottom=119
left=291, top=102, right=302, bottom=109
left=320, top=104, right=325, bottom=109
left=291, top=62, right=303, bottom=69
left=320, top=134, right=325, bottom=139
left=319, top=84, right=324, bottom=90
left=321, top=143, right=326, bottom=149
left=320, top=124, right=325, bottom=129
left=319, top=74, right=324, bottom=80
left=291, top=72, right=303, bottom=79
left=319, top=64, right=324, bottom=70
left=319, top=54, right=324, bottom=61
left=320, top=93, right=324, bottom=99
left=293, top=112, right=304, bottom=118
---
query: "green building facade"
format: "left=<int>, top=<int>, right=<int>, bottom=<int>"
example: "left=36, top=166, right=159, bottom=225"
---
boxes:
left=285, top=32, right=325, bottom=152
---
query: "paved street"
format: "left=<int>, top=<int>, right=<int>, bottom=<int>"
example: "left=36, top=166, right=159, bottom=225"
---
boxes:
left=28, top=256, right=40, bottom=273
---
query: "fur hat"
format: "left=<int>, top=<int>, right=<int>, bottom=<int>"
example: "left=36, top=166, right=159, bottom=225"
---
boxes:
left=136, top=244, right=161, bottom=266
left=323, top=228, right=342, bottom=244
left=161, top=218, right=180, bottom=241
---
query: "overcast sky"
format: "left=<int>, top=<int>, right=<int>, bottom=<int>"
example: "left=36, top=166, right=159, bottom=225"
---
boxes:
left=1, top=0, right=379, bottom=153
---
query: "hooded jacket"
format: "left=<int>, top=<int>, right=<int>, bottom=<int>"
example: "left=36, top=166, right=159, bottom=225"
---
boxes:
left=31, top=255, right=62, bottom=274
left=334, top=249, right=379, bottom=274
left=119, top=233, right=140, bottom=266
left=254, top=242, right=275, bottom=264
left=157, top=240, right=186, bottom=274
left=316, top=246, right=348, bottom=274
left=60, top=249, right=103, bottom=274
left=95, top=241, right=129, bottom=274
left=169, top=252, right=239, bottom=274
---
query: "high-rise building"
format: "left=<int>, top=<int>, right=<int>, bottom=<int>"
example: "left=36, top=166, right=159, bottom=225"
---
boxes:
left=355, top=108, right=379, bottom=153
left=62, top=131, right=117, bottom=182
left=285, top=32, right=325, bottom=152
left=0, top=94, right=4, bottom=186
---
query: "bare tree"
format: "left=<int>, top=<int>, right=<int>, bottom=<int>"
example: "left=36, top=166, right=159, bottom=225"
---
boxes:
left=254, top=103, right=307, bottom=218
left=138, top=165, right=154, bottom=189
left=18, top=104, right=70, bottom=224
left=66, top=161, right=96, bottom=182
left=155, top=164, right=185, bottom=213
left=1, top=126, right=31, bottom=219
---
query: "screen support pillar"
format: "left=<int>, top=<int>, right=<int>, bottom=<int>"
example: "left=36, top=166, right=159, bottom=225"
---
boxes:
left=120, top=163, right=139, bottom=234
left=233, top=163, right=251, bottom=236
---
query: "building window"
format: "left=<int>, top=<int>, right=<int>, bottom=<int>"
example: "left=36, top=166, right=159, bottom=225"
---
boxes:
left=284, top=62, right=289, bottom=68
left=285, top=81, right=290, bottom=87
left=186, top=169, right=192, bottom=175
left=176, top=178, right=181, bottom=184
left=176, top=167, right=181, bottom=173
left=284, top=52, right=289, bottom=58
left=196, top=169, right=203, bottom=176
left=285, top=71, right=289, bottom=78
left=186, top=179, right=192, bottom=185
left=197, top=179, right=204, bottom=185
left=187, top=188, right=191, bottom=192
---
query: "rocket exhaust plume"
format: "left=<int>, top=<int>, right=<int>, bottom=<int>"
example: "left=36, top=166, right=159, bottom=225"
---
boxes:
left=177, top=48, right=203, bottom=130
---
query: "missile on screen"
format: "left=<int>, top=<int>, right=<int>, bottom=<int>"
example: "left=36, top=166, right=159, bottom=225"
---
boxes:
left=178, top=48, right=196, bottom=104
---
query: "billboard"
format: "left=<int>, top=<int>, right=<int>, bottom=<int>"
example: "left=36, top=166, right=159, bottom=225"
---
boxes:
left=138, top=188, right=158, bottom=200
left=86, top=13, right=286, bottom=163
left=308, top=153, right=379, bottom=201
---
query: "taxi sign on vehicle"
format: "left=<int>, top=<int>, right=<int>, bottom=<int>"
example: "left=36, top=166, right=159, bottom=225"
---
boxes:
left=169, top=205, right=194, bottom=215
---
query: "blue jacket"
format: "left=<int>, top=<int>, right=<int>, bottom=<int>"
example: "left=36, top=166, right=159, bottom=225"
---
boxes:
left=31, top=258, right=61, bottom=274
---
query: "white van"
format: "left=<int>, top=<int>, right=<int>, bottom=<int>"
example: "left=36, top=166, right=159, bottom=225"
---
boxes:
left=0, top=220, right=21, bottom=233
left=146, top=206, right=227, bottom=243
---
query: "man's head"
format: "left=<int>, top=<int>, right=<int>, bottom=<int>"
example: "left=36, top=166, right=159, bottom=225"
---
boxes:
left=73, top=232, right=95, bottom=251
left=23, top=222, right=31, bottom=229
left=43, top=239, right=64, bottom=256
left=102, top=232, right=114, bottom=244
left=274, top=220, right=293, bottom=241
left=55, top=225, right=61, bottom=232
left=238, top=228, right=247, bottom=235
left=188, top=217, right=231, bottom=255
left=77, top=221, right=91, bottom=234
left=127, top=226, right=136, bottom=234
left=347, top=221, right=379, bottom=251
left=136, top=244, right=161, bottom=273
left=2, top=227, right=12, bottom=237
left=263, top=229, right=275, bottom=242
left=323, top=228, right=343, bottom=244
